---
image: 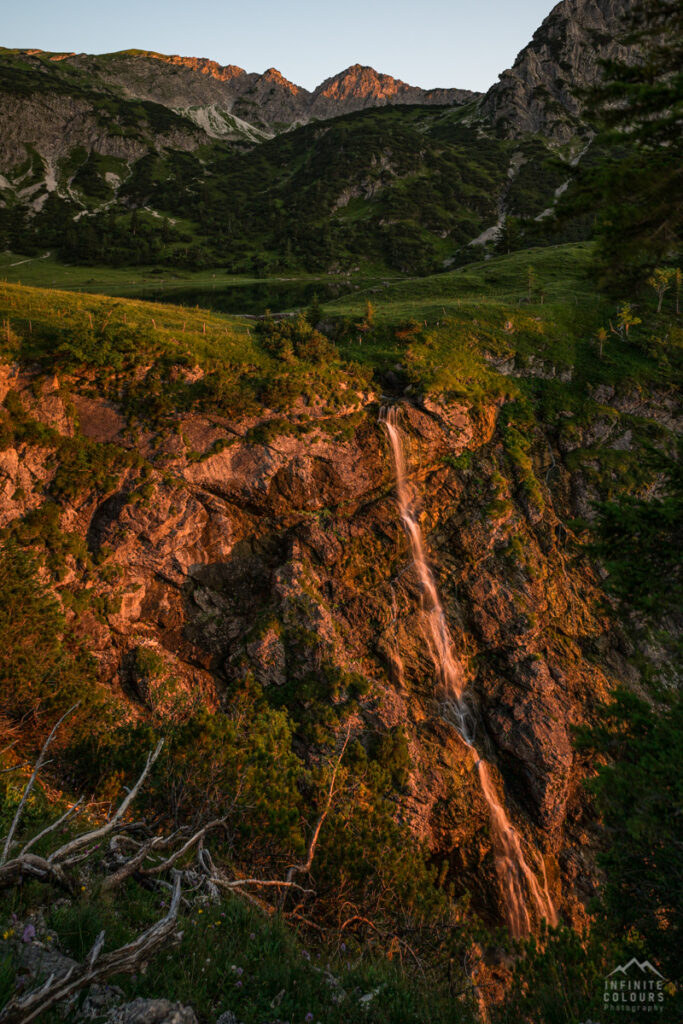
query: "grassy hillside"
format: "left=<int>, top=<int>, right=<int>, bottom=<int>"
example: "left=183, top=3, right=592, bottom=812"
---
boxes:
left=1, top=243, right=679, bottom=409
left=0, top=242, right=678, bottom=499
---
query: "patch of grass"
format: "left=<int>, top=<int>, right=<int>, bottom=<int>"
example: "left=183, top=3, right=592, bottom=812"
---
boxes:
left=0, top=251, right=366, bottom=302
left=1, top=872, right=479, bottom=1024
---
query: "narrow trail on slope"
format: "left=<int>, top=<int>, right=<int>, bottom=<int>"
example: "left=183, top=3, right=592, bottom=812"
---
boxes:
left=379, top=405, right=557, bottom=937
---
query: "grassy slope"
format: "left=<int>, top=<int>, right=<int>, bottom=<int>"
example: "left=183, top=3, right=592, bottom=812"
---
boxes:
left=0, top=252, right=344, bottom=296
left=1, top=243, right=679, bottom=408
left=327, top=243, right=680, bottom=408
left=0, top=242, right=610, bottom=319
left=327, top=244, right=600, bottom=318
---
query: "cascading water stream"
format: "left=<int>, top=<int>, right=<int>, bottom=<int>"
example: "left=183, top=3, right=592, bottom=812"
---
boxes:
left=380, top=405, right=558, bottom=937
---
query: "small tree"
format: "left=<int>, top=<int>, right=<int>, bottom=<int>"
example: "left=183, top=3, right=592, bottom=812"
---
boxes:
left=306, top=292, right=322, bottom=328
left=354, top=301, right=375, bottom=345
left=646, top=267, right=674, bottom=312
left=615, top=302, right=641, bottom=338
left=496, top=215, right=522, bottom=255
left=596, top=326, right=608, bottom=359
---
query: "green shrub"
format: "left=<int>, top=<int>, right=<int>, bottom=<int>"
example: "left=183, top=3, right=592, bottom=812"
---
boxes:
left=257, top=314, right=337, bottom=364
left=0, top=541, right=114, bottom=733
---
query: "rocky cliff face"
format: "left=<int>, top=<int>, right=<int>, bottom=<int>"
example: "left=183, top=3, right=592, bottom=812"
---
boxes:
left=0, top=91, right=201, bottom=203
left=0, top=48, right=475, bottom=159
left=98, top=53, right=475, bottom=125
left=479, top=0, right=636, bottom=143
left=1, top=355, right=648, bottom=928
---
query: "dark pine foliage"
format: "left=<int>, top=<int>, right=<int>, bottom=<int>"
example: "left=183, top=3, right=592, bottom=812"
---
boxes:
left=586, top=0, right=683, bottom=288
left=578, top=689, right=683, bottom=982
left=590, top=458, right=682, bottom=616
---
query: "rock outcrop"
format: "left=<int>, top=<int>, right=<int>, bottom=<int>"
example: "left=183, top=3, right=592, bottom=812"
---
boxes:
left=309, top=64, right=473, bottom=118
left=479, top=0, right=636, bottom=143
left=104, top=999, right=198, bottom=1024
left=1, top=361, right=639, bottom=927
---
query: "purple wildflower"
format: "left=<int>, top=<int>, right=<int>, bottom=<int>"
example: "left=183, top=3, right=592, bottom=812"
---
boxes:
left=21, top=924, right=36, bottom=944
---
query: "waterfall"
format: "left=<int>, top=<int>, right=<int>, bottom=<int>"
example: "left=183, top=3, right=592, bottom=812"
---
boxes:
left=380, top=405, right=557, bottom=937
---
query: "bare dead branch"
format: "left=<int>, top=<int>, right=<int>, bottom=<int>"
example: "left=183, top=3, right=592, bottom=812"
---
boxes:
left=0, top=872, right=181, bottom=1024
left=47, top=739, right=164, bottom=865
left=223, top=884, right=267, bottom=912
left=0, top=852, right=72, bottom=893
left=99, top=835, right=169, bottom=893
left=19, top=799, right=84, bottom=857
left=100, top=819, right=224, bottom=893
left=0, top=704, right=79, bottom=866
left=195, top=845, right=311, bottom=919
left=214, top=877, right=314, bottom=893
left=0, top=741, right=163, bottom=893
left=286, top=725, right=351, bottom=886
left=285, top=912, right=327, bottom=933
left=140, top=819, right=224, bottom=877
left=340, top=914, right=381, bottom=934
left=0, top=762, right=30, bottom=775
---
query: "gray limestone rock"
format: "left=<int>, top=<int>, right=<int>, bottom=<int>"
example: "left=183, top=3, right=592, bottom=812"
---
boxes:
left=480, top=0, right=637, bottom=143
left=104, top=998, right=198, bottom=1024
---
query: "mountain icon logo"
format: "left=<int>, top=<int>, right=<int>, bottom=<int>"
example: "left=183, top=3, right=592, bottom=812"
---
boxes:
left=606, top=958, right=665, bottom=980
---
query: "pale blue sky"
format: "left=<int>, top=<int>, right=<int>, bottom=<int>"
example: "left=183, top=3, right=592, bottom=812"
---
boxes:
left=5, top=1, right=558, bottom=92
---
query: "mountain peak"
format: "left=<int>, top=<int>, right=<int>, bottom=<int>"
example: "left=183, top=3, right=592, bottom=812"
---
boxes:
left=480, top=0, right=635, bottom=142
left=261, top=67, right=301, bottom=94
left=309, top=65, right=476, bottom=115
left=314, top=65, right=407, bottom=102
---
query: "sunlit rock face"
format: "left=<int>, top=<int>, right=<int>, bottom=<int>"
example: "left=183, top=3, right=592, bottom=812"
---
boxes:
left=2, top=358, right=639, bottom=929
left=309, top=65, right=474, bottom=117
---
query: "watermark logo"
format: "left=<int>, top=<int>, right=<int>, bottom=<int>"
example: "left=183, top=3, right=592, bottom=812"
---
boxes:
left=603, top=958, right=667, bottom=1014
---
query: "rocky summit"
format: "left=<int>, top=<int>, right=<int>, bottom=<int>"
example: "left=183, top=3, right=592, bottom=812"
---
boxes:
left=480, top=0, right=637, bottom=142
